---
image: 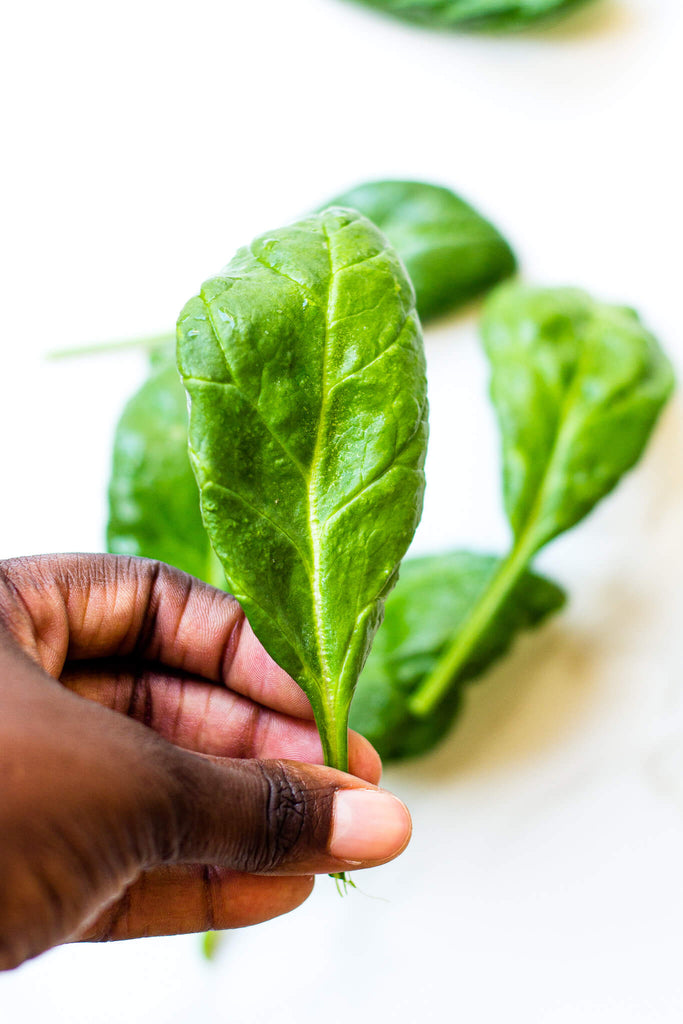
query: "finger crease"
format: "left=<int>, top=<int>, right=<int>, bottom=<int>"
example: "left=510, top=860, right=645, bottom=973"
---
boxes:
left=239, top=702, right=260, bottom=759
left=219, top=605, right=245, bottom=684
left=202, top=865, right=218, bottom=931
left=125, top=667, right=154, bottom=728
left=132, top=561, right=163, bottom=658
left=99, top=885, right=132, bottom=942
left=171, top=678, right=186, bottom=743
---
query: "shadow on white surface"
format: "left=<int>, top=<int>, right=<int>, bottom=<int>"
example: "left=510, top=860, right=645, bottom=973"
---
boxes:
left=337, top=0, right=636, bottom=43
left=524, top=0, right=638, bottom=41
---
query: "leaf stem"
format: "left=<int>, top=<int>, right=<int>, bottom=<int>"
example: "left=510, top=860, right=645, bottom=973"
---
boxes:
left=201, top=930, right=224, bottom=960
left=46, top=332, right=175, bottom=361
left=313, top=697, right=353, bottom=892
left=315, top=698, right=350, bottom=774
left=408, top=527, right=538, bottom=717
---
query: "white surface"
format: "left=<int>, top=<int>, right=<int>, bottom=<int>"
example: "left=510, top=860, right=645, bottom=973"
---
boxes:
left=1, top=0, right=683, bottom=1020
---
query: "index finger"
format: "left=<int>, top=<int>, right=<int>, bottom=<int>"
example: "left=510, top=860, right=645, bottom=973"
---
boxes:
left=0, top=553, right=313, bottom=720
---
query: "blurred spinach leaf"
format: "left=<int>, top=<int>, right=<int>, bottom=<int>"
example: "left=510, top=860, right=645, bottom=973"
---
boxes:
left=351, top=552, right=565, bottom=759
left=107, top=360, right=224, bottom=588
left=349, top=0, right=594, bottom=30
left=321, top=180, right=516, bottom=322
left=410, top=284, right=674, bottom=717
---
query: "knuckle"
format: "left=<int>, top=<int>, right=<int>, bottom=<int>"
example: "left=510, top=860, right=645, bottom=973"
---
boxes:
left=260, top=764, right=307, bottom=870
left=0, top=941, right=25, bottom=973
left=0, top=855, right=71, bottom=970
left=238, top=762, right=330, bottom=874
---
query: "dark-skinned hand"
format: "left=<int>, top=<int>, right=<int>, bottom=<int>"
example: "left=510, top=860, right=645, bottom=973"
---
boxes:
left=0, top=554, right=411, bottom=970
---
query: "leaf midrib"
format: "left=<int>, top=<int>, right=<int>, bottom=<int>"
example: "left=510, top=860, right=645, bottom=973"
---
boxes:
left=306, top=221, right=335, bottom=696
left=503, top=323, right=588, bottom=550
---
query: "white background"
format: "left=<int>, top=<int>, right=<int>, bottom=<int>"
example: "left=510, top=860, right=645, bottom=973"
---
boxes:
left=2, top=0, right=683, bottom=1020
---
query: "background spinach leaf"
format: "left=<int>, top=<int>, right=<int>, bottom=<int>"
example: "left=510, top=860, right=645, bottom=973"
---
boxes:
left=351, top=552, right=565, bottom=759
left=410, top=284, right=674, bottom=716
left=321, top=181, right=516, bottom=322
left=107, top=359, right=225, bottom=588
left=348, top=0, right=594, bottom=30
left=482, top=285, right=676, bottom=553
left=177, top=207, right=429, bottom=771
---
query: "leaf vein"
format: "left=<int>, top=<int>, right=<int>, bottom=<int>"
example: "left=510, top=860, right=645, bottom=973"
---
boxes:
left=248, top=246, right=321, bottom=308
left=329, top=314, right=413, bottom=392
left=186, top=314, right=309, bottom=480
left=323, top=426, right=426, bottom=528
left=328, top=247, right=392, bottom=275
left=305, top=222, right=336, bottom=688
left=206, top=481, right=313, bottom=573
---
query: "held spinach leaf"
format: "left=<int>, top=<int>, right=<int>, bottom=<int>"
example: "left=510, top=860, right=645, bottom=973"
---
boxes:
left=321, top=181, right=516, bottom=323
left=176, top=207, right=429, bottom=772
left=410, top=284, right=674, bottom=716
left=348, top=0, right=594, bottom=30
left=351, top=552, right=565, bottom=759
left=107, top=361, right=224, bottom=587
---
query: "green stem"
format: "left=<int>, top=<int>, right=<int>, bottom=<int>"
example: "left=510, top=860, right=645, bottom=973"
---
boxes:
left=312, top=695, right=352, bottom=892
left=408, top=527, right=538, bottom=718
left=201, top=930, right=224, bottom=960
left=46, top=331, right=175, bottom=361
left=315, top=697, right=349, bottom=775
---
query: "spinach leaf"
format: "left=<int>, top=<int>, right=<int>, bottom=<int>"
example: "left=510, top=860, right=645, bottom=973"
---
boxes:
left=320, top=181, right=516, bottom=323
left=483, top=285, right=675, bottom=552
left=349, top=0, right=593, bottom=30
left=176, top=207, right=429, bottom=771
left=351, top=552, right=565, bottom=759
left=107, top=361, right=225, bottom=588
left=410, top=284, right=674, bottom=716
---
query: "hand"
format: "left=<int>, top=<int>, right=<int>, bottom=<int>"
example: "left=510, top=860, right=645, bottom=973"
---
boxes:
left=0, top=554, right=411, bottom=970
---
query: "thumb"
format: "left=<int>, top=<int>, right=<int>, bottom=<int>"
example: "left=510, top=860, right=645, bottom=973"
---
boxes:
left=146, top=747, right=412, bottom=877
left=76, top=755, right=412, bottom=946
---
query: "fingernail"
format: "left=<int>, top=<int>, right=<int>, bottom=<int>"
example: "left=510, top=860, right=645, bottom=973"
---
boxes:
left=329, top=789, right=412, bottom=863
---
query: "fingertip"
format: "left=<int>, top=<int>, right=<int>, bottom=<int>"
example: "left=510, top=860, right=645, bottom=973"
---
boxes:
left=329, top=789, right=411, bottom=865
left=348, top=729, right=383, bottom=785
left=224, top=872, right=314, bottom=926
left=239, top=873, right=314, bottom=922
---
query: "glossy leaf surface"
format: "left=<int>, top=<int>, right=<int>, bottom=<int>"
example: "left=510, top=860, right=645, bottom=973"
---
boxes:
left=482, top=284, right=675, bottom=554
left=107, top=362, right=224, bottom=587
left=177, top=208, right=429, bottom=769
left=350, top=0, right=593, bottom=29
left=351, top=552, right=565, bottom=759
left=323, top=181, right=516, bottom=322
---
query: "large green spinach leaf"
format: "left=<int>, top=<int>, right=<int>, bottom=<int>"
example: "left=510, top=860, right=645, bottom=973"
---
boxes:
left=107, top=360, right=225, bottom=587
left=351, top=552, right=565, bottom=759
left=410, top=284, right=674, bottom=715
left=321, top=181, right=516, bottom=322
left=349, top=0, right=593, bottom=29
left=176, top=208, right=429, bottom=771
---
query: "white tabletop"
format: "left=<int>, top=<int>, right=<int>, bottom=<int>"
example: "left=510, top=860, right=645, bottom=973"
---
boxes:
left=2, top=1, right=682, bottom=1020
